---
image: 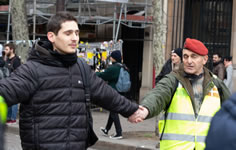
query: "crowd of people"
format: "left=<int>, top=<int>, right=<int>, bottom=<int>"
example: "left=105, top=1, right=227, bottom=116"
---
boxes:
left=0, top=11, right=235, bottom=150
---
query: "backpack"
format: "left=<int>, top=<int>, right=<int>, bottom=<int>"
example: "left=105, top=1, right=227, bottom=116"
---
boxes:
left=115, top=63, right=131, bottom=93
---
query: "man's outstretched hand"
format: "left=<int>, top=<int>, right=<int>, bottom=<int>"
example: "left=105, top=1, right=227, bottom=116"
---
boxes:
left=128, top=105, right=149, bottom=123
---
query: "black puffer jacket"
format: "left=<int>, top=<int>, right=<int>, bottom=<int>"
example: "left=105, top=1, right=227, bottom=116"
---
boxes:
left=0, top=41, right=138, bottom=150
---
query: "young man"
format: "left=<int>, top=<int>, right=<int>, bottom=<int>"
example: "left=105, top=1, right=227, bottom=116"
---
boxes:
left=212, top=53, right=225, bottom=80
left=0, top=12, right=140, bottom=150
left=96, top=50, right=124, bottom=140
left=129, top=38, right=230, bottom=150
left=3, top=43, right=19, bottom=124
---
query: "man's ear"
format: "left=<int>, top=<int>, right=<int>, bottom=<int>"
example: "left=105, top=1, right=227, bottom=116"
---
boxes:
left=47, top=32, right=55, bottom=43
left=203, top=55, right=208, bottom=65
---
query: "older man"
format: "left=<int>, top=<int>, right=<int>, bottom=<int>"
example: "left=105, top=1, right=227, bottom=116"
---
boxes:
left=130, top=38, right=230, bottom=150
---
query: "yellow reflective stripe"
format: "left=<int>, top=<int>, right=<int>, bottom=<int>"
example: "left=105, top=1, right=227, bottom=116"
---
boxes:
left=0, top=96, right=7, bottom=123
left=165, top=113, right=195, bottom=121
left=162, top=133, right=206, bottom=143
left=196, top=136, right=206, bottom=143
left=161, top=113, right=212, bottom=123
left=162, top=133, right=194, bottom=142
left=197, top=115, right=212, bottom=122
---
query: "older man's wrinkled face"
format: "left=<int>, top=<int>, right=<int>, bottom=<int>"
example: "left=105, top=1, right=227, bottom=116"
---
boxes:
left=171, top=53, right=181, bottom=65
left=183, top=49, right=208, bottom=75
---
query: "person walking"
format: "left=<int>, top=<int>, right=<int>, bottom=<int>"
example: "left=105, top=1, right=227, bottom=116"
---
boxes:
left=223, top=56, right=234, bottom=94
left=0, top=12, right=140, bottom=150
left=129, top=38, right=231, bottom=150
left=3, top=43, right=20, bottom=124
left=155, top=48, right=182, bottom=84
left=96, top=50, right=124, bottom=140
left=212, top=53, right=225, bottom=80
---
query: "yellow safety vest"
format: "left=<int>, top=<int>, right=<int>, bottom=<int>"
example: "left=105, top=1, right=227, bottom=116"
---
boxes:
left=0, top=96, right=7, bottom=123
left=159, top=82, right=221, bottom=150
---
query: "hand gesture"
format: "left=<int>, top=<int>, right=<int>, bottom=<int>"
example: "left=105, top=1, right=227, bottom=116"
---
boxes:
left=128, top=105, right=149, bottom=123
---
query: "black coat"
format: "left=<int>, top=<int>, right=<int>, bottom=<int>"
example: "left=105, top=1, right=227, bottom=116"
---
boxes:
left=155, top=59, right=172, bottom=84
left=205, top=93, right=236, bottom=150
left=0, top=41, right=138, bottom=150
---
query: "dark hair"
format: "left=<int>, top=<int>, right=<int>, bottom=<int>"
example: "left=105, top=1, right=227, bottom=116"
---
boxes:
left=47, top=11, right=78, bottom=35
left=224, top=56, right=232, bottom=61
left=4, top=43, right=15, bottom=53
left=213, top=53, right=221, bottom=58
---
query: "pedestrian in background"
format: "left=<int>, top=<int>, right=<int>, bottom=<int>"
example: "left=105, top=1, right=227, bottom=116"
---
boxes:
left=223, top=56, right=234, bottom=94
left=155, top=48, right=182, bottom=84
left=96, top=50, right=124, bottom=140
left=0, top=12, right=140, bottom=150
left=4, top=43, right=21, bottom=124
left=0, top=44, right=9, bottom=80
left=212, top=53, right=225, bottom=80
left=129, top=38, right=231, bottom=150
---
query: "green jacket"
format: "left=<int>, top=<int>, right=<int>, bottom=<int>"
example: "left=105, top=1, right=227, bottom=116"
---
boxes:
left=96, top=62, right=121, bottom=90
left=141, top=66, right=231, bottom=119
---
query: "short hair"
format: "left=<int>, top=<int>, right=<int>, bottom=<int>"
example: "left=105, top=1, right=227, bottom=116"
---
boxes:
left=4, top=43, right=15, bottom=53
left=224, top=56, right=232, bottom=61
left=213, top=53, right=221, bottom=58
left=47, top=11, right=78, bottom=35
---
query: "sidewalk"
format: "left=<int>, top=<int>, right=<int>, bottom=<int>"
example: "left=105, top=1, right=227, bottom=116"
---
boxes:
left=6, top=110, right=160, bottom=150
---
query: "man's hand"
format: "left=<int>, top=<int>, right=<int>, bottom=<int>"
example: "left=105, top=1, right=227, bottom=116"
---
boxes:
left=128, top=105, right=149, bottom=123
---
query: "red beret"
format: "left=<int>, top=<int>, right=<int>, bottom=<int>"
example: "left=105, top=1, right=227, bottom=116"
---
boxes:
left=184, top=38, right=208, bottom=55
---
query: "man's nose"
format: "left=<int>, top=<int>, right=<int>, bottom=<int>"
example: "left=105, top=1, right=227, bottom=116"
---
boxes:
left=72, top=33, right=79, bottom=40
left=187, top=57, right=192, bottom=63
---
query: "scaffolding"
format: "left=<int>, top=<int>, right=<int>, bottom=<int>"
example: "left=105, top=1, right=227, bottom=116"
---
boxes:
left=1, top=0, right=153, bottom=43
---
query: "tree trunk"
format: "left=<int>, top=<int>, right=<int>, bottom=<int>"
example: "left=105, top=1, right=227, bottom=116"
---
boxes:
left=11, top=0, right=29, bottom=63
left=152, top=0, right=168, bottom=140
left=153, top=0, right=167, bottom=75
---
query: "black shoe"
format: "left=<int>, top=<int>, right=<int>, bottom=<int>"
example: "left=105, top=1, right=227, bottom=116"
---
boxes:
left=100, top=127, right=108, bottom=136
left=109, top=134, right=123, bottom=140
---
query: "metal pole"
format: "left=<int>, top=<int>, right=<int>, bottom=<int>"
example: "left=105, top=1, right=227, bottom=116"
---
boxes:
left=33, top=0, right=36, bottom=41
left=6, top=0, right=12, bottom=42
left=112, top=5, right=117, bottom=41
left=115, top=3, right=124, bottom=43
